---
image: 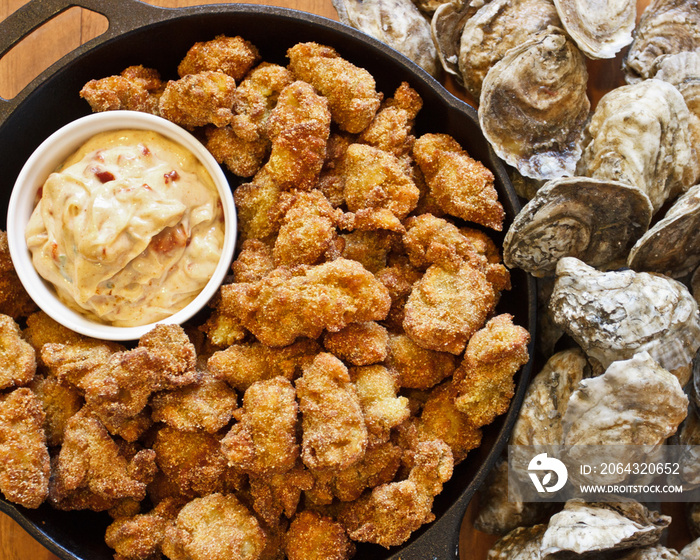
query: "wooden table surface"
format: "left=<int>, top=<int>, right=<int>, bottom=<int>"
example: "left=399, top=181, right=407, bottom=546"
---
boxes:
left=0, top=1, right=688, bottom=560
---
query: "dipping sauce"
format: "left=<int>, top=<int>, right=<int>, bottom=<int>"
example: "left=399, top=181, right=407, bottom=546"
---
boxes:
left=25, top=129, right=225, bottom=327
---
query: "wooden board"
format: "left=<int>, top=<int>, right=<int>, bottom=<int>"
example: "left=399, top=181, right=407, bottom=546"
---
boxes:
left=0, top=0, right=690, bottom=559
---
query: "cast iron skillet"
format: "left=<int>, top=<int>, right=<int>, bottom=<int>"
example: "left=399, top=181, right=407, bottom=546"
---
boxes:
left=0, top=1, right=536, bottom=559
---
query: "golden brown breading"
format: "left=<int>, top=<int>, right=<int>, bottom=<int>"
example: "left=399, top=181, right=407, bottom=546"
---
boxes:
left=205, top=124, right=269, bottom=177
left=0, top=314, right=36, bottom=390
left=151, top=377, right=237, bottom=433
left=337, top=440, right=452, bottom=548
left=23, top=310, right=86, bottom=352
left=329, top=441, right=403, bottom=502
left=80, top=65, right=163, bottom=114
left=200, top=301, right=248, bottom=349
left=284, top=510, right=355, bottom=560
left=287, top=42, right=382, bottom=134
left=233, top=169, right=286, bottom=243
left=323, top=322, right=389, bottom=366
left=50, top=407, right=156, bottom=511
left=265, top=81, right=332, bottom=191
left=248, top=461, right=314, bottom=524
left=339, top=230, right=398, bottom=274
left=40, top=340, right=124, bottom=388
left=162, top=493, right=267, bottom=560
left=350, top=365, right=409, bottom=445
left=138, top=324, right=197, bottom=384
left=358, top=82, right=422, bottom=158
left=28, top=374, right=82, bottom=447
left=403, top=262, right=497, bottom=355
left=0, top=388, right=50, bottom=508
left=233, top=239, right=275, bottom=283
left=411, top=381, right=482, bottom=464
left=77, top=346, right=187, bottom=440
left=452, top=314, right=530, bottom=427
left=230, top=62, right=294, bottom=140
left=159, top=71, right=237, bottom=129
left=220, top=259, right=391, bottom=347
left=318, top=132, right=354, bottom=207
left=221, top=376, right=299, bottom=476
left=413, top=133, right=504, bottom=230
left=402, top=214, right=511, bottom=293
left=208, top=338, right=319, bottom=392
left=177, top=35, right=261, bottom=80
left=375, top=258, right=423, bottom=333
left=273, top=190, right=342, bottom=267
left=0, top=231, right=37, bottom=319
left=105, top=497, right=182, bottom=560
left=341, top=143, right=420, bottom=220
left=152, top=426, right=233, bottom=498
left=385, top=333, right=456, bottom=390
left=295, top=353, right=368, bottom=471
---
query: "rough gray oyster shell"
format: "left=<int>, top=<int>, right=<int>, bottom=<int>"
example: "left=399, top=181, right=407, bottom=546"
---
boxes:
left=479, top=28, right=590, bottom=180
left=628, top=184, right=700, bottom=278
left=623, top=0, right=700, bottom=84
left=576, top=78, right=695, bottom=214
left=549, top=257, right=700, bottom=383
left=681, top=538, right=700, bottom=560
left=553, top=0, right=636, bottom=59
left=561, top=352, right=688, bottom=480
left=617, top=545, right=683, bottom=559
left=487, top=524, right=547, bottom=559
left=672, top=406, right=700, bottom=490
left=474, top=460, right=556, bottom=536
left=689, top=502, right=700, bottom=540
left=456, top=0, right=561, bottom=99
left=510, top=348, right=588, bottom=456
left=430, top=0, right=490, bottom=82
left=503, top=177, right=653, bottom=277
left=507, top=164, right=546, bottom=200
left=653, top=51, right=700, bottom=187
left=541, top=500, right=672, bottom=558
left=332, top=0, right=439, bottom=76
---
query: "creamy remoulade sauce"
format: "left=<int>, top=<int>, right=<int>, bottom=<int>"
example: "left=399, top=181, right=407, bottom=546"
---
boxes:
left=25, top=129, right=225, bottom=327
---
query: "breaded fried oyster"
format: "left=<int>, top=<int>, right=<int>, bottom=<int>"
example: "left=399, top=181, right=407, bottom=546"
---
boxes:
left=287, top=42, right=382, bottom=133
left=0, top=388, right=50, bottom=508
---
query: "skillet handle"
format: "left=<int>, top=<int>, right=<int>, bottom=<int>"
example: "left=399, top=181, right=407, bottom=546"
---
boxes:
left=0, top=0, right=169, bottom=119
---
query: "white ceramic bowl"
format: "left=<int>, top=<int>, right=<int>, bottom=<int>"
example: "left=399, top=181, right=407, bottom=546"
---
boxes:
left=7, top=111, right=237, bottom=341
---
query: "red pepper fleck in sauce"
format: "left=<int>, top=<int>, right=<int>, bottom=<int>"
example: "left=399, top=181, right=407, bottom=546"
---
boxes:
left=164, top=170, right=180, bottom=183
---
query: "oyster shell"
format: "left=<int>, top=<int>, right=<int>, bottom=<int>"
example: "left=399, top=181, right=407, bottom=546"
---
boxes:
left=536, top=277, right=564, bottom=357
left=474, top=460, right=556, bottom=536
left=510, top=348, right=588, bottom=461
left=507, top=164, right=546, bottom=201
left=332, top=0, right=439, bottom=77
left=553, top=0, right=635, bottom=59
left=548, top=257, right=700, bottom=383
left=653, top=52, right=700, bottom=187
left=621, top=546, right=683, bottom=560
left=503, top=177, right=653, bottom=277
left=456, top=0, right=562, bottom=99
left=672, top=405, right=700, bottom=490
left=541, top=500, right=671, bottom=558
left=689, top=502, right=700, bottom=540
left=561, top=352, right=688, bottom=479
left=681, top=539, right=700, bottom=560
left=430, top=0, right=488, bottom=83
left=623, top=0, right=700, bottom=84
left=628, top=184, right=700, bottom=278
left=478, top=28, right=590, bottom=180
left=487, top=524, right=547, bottom=560
left=576, top=79, right=695, bottom=214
